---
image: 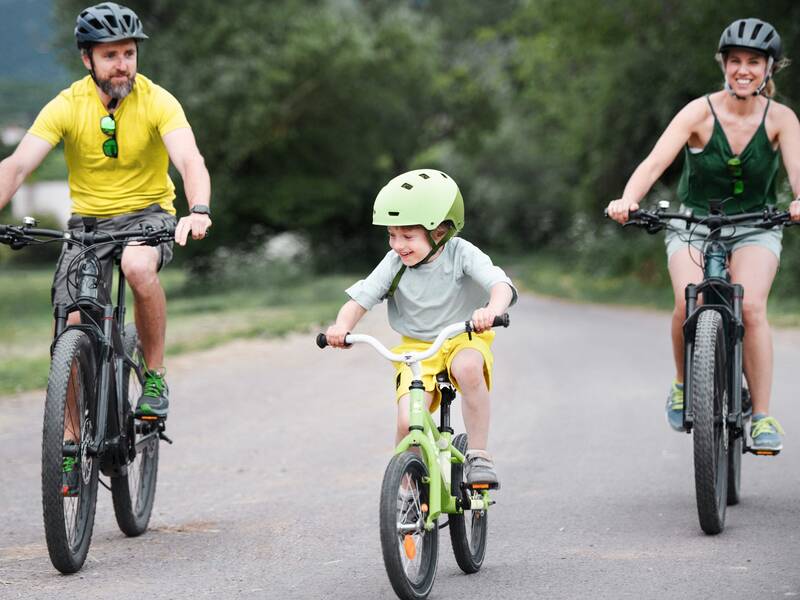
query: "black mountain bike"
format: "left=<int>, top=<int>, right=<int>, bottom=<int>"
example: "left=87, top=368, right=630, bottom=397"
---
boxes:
left=619, top=200, right=793, bottom=534
left=0, top=216, right=174, bottom=573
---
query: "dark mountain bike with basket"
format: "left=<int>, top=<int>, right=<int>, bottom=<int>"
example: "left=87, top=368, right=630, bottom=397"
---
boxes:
left=0, top=216, right=174, bottom=573
left=617, top=200, right=793, bottom=534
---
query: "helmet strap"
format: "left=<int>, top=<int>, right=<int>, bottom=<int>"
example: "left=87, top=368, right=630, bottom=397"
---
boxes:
left=383, top=226, right=456, bottom=298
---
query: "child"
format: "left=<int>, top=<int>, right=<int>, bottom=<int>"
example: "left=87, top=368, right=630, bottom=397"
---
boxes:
left=325, top=169, right=517, bottom=486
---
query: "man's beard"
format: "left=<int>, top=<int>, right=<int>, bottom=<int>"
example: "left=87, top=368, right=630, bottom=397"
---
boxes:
left=97, top=73, right=136, bottom=100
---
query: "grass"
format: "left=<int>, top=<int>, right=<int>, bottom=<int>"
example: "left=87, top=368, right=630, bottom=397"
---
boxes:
left=0, top=266, right=349, bottom=395
left=508, top=253, right=800, bottom=327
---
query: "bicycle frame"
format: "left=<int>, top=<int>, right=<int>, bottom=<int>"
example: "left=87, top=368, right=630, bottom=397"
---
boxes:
left=319, top=317, right=506, bottom=532
left=50, top=225, right=166, bottom=475
left=681, top=229, right=745, bottom=445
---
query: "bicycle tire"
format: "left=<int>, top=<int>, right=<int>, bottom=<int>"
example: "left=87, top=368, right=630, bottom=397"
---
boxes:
left=691, top=310, right=729, bottom=534
left=448, top=433, right=488, bottom=573
left=111, top=323, right=159, bottom=536
left=379, top=451, right=438, bottom=600
left=41, top=329, right=100, bottom=573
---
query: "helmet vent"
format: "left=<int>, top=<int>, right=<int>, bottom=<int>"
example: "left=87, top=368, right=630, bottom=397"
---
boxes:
left=738, top=21, right=746, bottom=38
left=764, top=30, right=774, bottom=43
left=401, top=183, right=413, bottom=190
left=88, top=17, right=102, bottom=29
left=107, top=15, right=118, bottom=29
left=440, top=173, right=449, bottom=178
left=752, top=23, right=763, bottom=39
left=389, top=211, right=400, bottom=216
left=419, top=173, right=430, bottom=179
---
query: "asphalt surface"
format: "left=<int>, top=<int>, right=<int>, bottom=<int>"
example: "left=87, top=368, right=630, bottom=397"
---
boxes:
left=1, top=294, right=799, bottom=599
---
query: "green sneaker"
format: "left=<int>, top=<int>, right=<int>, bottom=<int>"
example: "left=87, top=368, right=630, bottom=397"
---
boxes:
left=62, top=456, right=80, bottom=497
left=135, top=369, right=169, bottom=419
left=751, top=414, right=784, bottom=452
left=666, top=380, right=685, bottom=432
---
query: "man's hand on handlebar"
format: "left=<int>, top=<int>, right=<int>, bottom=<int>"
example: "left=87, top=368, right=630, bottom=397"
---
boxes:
left=175, top=213, right=211, bottom=246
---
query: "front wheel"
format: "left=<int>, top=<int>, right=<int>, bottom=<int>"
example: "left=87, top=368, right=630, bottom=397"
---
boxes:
left=111, top=323, right=159, bottom=536
left=691, top=310, right=729, bottom=534
left=448, top=433, right=488, bottom=573
left=379, top=452, right=438, bottom=600
left=41, top=329, right=100, bottom=573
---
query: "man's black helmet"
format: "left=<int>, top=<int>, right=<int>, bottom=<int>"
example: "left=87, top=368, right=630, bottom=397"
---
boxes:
left=75, top=2, right=148, bottom=49
left=718, top=18, right=782, bottom=61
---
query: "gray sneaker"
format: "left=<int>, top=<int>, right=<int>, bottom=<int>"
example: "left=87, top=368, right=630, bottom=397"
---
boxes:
left=666, top=381, right=685, bottom=432
left=135, top=369, right=169, bottom=419
left=750, top=414, right=784, bottom=452
left=465, top=449, right=500, bottom=489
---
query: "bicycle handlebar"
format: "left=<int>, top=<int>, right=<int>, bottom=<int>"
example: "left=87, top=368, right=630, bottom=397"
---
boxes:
left=604, top=205, right=793, bottom=234
left=0, top=222, right=175, bottom=248
left=316, top=314, right=510, bottom=363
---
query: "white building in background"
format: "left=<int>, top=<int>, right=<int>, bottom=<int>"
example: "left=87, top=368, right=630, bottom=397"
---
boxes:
left=11, top=181, right=71, bottom=227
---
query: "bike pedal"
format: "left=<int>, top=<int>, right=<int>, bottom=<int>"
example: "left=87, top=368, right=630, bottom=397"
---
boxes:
left=469, top=482, right=499, bottom=491
left=748, top=447, right=780, bottom=456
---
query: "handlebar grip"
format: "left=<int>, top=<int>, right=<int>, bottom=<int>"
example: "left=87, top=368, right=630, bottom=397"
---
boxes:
left=316, top=333, right=328, bottom=349
left=492, top=314, right=510, bottom=328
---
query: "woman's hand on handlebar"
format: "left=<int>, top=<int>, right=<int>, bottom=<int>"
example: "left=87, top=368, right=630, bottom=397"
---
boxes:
left=606, top=198, right=639, bottom=224
left=324, top=323, right=351, bottom=348
left=790, top=199, right=800, bottom=223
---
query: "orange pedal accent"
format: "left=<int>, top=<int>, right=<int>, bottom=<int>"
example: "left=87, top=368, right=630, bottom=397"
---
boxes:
left=471, top=483, right=490, bottom=489
left=403, top=535, right=417, bottom=560
left=420, top=503, right=428, bottom=513
left=139, top=416, right=158, bottom=421
left=62, top=486, right=69, bottom=496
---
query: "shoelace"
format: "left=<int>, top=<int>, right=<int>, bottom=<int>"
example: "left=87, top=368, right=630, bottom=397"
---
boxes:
left=143, top=371, right=165, bottom=398
left=752, top=416, right=785, bottom=437
left=669, top=385, right=684, bottom=410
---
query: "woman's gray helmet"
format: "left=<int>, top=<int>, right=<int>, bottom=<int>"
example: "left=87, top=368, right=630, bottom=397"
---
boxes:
left=718, top=19, right=781, bottom=98
left=75, top=2, right=148, bottom=49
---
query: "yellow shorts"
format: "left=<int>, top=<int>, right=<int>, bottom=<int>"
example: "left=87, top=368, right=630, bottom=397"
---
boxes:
left=391, top=330, right=495, bottom=413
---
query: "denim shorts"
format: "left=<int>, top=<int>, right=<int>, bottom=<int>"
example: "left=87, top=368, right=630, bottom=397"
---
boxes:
left=51, top=205, right=177, bottom=308
left=664, top=219, right=783, bottom=262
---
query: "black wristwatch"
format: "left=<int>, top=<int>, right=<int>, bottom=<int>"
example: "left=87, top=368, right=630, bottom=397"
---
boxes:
left=190, top=204, right=211, bottom=216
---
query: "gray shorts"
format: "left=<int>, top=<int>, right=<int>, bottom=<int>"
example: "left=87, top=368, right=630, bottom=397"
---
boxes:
left=664, top=219, right=783, bottom=262
left=52, top=205, right=177, bottom=308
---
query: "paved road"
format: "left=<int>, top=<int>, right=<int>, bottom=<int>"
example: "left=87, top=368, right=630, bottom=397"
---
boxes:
left=1, top=294, right=799, bottom=599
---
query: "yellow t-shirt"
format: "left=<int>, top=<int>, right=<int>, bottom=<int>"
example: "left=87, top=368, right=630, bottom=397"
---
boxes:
left=28, top=74, right=190, bottom=216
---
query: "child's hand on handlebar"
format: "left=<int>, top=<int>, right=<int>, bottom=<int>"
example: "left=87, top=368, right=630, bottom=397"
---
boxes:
left=606, top=198, right=639, bottom=224
left=471, top=308, right=497, bottom=333
left=325, top=324, right=351, bottom=348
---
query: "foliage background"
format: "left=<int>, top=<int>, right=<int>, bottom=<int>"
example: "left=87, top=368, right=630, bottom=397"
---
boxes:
left=5, top=0, right=800, bottom=293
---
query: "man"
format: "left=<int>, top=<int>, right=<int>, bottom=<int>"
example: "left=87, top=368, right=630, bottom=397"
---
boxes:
left=0, top=2, right=211, bottom=419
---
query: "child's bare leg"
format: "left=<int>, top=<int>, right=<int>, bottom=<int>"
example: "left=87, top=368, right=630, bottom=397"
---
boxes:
left=449, top=348, right=490, bottom=449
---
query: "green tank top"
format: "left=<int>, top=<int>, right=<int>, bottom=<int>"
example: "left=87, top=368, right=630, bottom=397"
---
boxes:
left=677, top=96, right=779, bottom=215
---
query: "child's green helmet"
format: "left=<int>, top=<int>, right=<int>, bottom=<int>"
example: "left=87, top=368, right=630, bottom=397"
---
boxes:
left=373, top=169, right=465, bottom=232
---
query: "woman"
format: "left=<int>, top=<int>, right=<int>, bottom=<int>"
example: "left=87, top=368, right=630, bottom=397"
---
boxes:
left=606, top=18, right=800, bottom=451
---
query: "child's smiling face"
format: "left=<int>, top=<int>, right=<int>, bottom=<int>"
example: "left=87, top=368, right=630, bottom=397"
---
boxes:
left=387, top=225, right=434, bottom=266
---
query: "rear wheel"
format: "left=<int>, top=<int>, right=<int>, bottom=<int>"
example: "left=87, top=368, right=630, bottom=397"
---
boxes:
left=448, top=433, right=488, bottom=573
left=111, top=323, right=159, bottom=536
left=379, top=452, right=438, bottom=600
left=691, top=310, right=729, bottom=534
left=41, top=329, right=99, bottom=573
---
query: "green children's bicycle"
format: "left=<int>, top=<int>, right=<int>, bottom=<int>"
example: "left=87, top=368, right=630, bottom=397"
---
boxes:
left=317, top=314, right=509, bottom=600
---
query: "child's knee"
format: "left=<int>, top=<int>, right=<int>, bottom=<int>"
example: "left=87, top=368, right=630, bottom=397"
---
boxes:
left=451, top=356, right=486, bottom=391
